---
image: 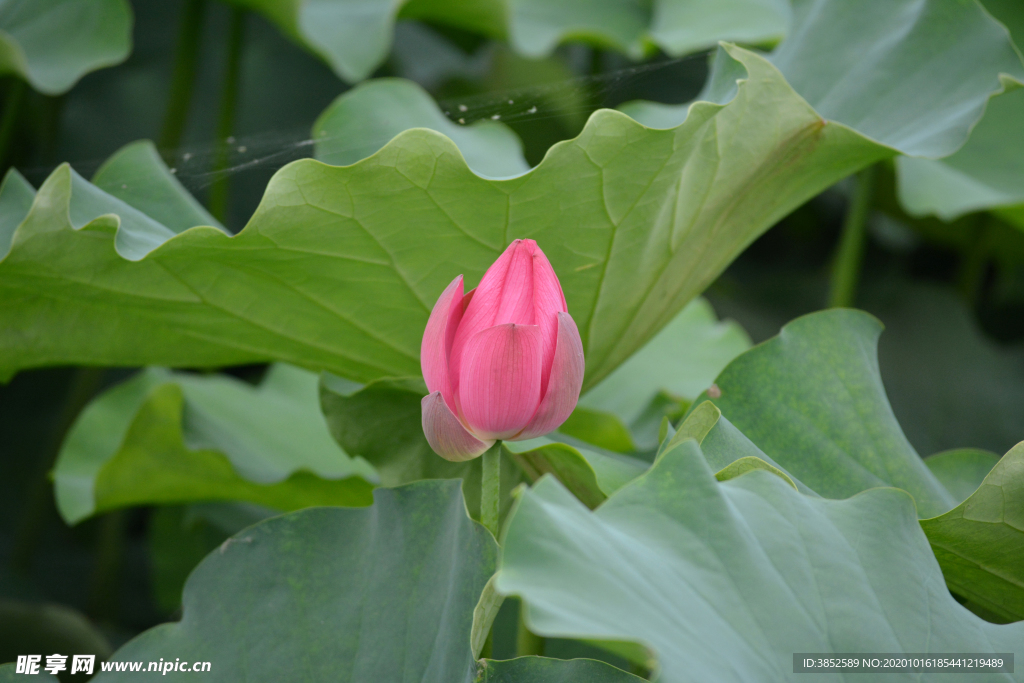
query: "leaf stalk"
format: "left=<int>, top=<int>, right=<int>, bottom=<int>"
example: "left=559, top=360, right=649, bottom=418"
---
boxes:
left=208, top=7, right=246, bottom=225
left=829, top=165, right=876, bottom=308
left=481, top=441, right=502, bottom=538
left=159, top=0, right=207, bottom=155
left=0, top=78, right=26, bottom=172
left=516, top=605, right=544, bottom=656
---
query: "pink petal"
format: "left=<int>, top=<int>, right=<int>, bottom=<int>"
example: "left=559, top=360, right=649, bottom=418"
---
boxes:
left=451, top=241, right=531, bottom=385
left=512, top=312, right=585, bottom=441
left=420, top=275, right=464, bottom=410
left=458, top=323, right=544, bottom=440
left=529, top=245, right=568, bottom=395
left=421, top=391, right=493, bottom=462
left=450, top=240, right=568, bottom=405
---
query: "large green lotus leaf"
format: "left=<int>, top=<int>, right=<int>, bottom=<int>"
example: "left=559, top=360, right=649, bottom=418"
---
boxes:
left=497, top=439, right=1024, bottom=682
left=689, top=308, right=956, bottom=518
left=921, top=442, right=1024, bottom=622
left=0, top=0, right=132, bottom=95
left=627, top=0, right=1024, bottom=160
left=578, top=296, right=750, bottom=429
left=0, top=44, right=913, bottom=387
left=509, top=0, right=788, bottom=59
left=318, top=374, right=524, bottom=521
left=312, top=78, right=529, bottom=178
left=771, top=0, right=1023, bottom=158
left=53, top=364, right=376, bottom=525
left=895, top=0, right=1024, bottom=228
left=92, top=481, right=638, bottom=683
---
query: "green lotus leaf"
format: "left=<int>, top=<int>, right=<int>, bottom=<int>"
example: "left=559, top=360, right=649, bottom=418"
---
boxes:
left=685, top=306, right=1024, bottom=624
left=0, top=0, right=132, bottom=95
left=688, top=308, right=957, bottom=518
left=0, top=43, right=927, bottom=386
left=92, top=140, right=223, bottom=234
left=91, top=481, right=638, bottom=683
left=312, top=78, right=529, bottom=178
left=508, top=0, right=789, bottom=59
left=921, top=442, right=1024, bottom=622
left=497, top=438, right=1024, bottom=681
left=897, top=86, right=1024, bottom=229
left=626, top=0, right=1024, bottom=159
left=712, top=454, right=796, bottom=488
left=896, top=0, right=1024, bottom=228
left=770, top=0, right=1024, bottom=158
left=661, top=400, right=818, bottom=498
left=53, top=364, right=376, bottom=525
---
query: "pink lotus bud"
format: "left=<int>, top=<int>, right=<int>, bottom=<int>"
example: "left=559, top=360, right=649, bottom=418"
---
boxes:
left=420, top=239, right=585, bottom=461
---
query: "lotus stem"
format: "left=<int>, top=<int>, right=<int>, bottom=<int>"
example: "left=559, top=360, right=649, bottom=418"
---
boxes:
left=957, top=214, right=996, bottom=305
left=158, top=0, right=207, bottom=155
left=0, top=78, right=26, bottom=171
left=208, top=7, right=246, bottom=225
left=481, top=442, right=502, bottom=538
left=829, top=165, right=876, bottom=308
left=516, top=605, right=544, bottom=656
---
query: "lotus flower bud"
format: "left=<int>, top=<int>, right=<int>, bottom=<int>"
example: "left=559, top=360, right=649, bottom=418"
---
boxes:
left=420, top=239, right=585, bottom=461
